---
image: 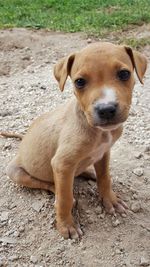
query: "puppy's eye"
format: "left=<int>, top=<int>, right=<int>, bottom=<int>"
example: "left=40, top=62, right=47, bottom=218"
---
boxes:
left=74, top=78, right=86, bottom=89
left=117, top=69, right=131, bottom=81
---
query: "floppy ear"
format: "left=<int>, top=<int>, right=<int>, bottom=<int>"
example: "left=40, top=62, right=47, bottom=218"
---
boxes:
left=124, top=46, right=147, bottom=84
left=54, top=53, right=75, bottom=91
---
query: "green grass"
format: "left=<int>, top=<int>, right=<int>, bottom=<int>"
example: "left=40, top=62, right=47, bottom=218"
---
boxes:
left=119, top=37, right=150, bottom=49
left=0, top=0, right=150, bottom=35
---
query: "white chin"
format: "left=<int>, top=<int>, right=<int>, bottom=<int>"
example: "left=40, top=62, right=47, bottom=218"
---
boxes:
left=96, top=123, right=122, bottom=131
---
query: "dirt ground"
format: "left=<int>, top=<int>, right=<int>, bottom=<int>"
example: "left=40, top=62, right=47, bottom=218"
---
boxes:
left=0, top=27, right=150, bottom=267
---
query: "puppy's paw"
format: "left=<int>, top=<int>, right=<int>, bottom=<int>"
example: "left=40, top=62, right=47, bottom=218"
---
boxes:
left=102, top=190, right=128, bottom=215
left=57, top=218, right=82, bottom=239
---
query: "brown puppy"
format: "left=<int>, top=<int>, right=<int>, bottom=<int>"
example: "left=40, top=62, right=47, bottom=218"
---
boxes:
left=5, top=42, right=147, bottom=239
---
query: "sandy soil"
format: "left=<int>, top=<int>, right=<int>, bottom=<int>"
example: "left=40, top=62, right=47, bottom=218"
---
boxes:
left=0, top=27, right=150, bottom=267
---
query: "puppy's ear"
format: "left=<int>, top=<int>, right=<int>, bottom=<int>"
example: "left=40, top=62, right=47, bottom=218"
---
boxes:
left=125, top=46, right=147, bottom=84
left=54, top=53, right=75, bottom=91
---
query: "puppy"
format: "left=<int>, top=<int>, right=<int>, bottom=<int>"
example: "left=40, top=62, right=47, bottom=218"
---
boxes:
left=2, top=42, right=147, bottom=239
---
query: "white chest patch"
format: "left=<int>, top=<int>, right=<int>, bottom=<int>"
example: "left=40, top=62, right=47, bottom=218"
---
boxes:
left=89, top=132, right=113, bottom=164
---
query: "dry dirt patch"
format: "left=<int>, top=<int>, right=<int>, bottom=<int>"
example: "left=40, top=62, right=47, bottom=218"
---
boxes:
left=0, top=28, right=150, bottom=267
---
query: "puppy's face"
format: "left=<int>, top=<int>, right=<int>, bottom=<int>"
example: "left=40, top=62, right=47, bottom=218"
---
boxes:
left=54, top=43, right=147, bottom=130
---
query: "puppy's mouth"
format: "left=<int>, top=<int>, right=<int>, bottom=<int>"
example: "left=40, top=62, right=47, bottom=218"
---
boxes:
left=88, top=114, right=127, bottom=130
left=95, top=122, right=122, bottom=131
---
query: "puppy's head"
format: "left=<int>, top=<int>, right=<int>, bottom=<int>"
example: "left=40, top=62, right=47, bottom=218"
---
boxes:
left=54, top=42, right=147, bottom=130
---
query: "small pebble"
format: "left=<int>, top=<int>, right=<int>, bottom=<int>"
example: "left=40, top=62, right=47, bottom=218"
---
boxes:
left=30, top=255, right=38, bottom=264
left=0, top=237, right=16, bottom=244
left=0, top=211, right=9, bottom=222
left=22, top=55, right=31, bottom=60
left=87, top=38, right=92, bottom=43
left=112, top=219, right=121, bottom=227
left=134, top=152, right=143, bottom=159
left=88, top=187, right=95, bottom=195
left=99, top=213, right=105, bottom=219
left=31, top=200, right=45, bottom=212
left=95, top=206, right=102, bottom=215
left=87, top=180, right=95, bottom=186
left=3, top=143, right=12, bottom=150
left=86, top=210, right=90, bottom=214
left=87, top=217, right=93, bottom=224
left=130, top=202, right=141, bottom=213
left=18, top=225, right=25, bottom=232
left=132, top=168, right=144, bottom=177
left=132, top=193, right=138, bottom=200
left=140, top=256, right=150, bottom=266
left=8, top=203, right=17, bottom=210
left=0, top=111, right=12, bottom=117
left=0, top=258, right=4, bottom=267
left=144, top=154, right=150, bottom=160
left=8, top=255, right=19, bottom=261
left=121, top=213, right=127, bottom=218
left=144, top=146, right=150, bottom=153
left=130, top=187, right=137, bottom=194
left=13, top=230, right=20, bottom=237
left=40, top=85, right=46, bottom=90
left=57, top=246, right=65, bottom=253
left=115, top=248, right=122, bottom=254
left=24, top=46, right=30, bottom=51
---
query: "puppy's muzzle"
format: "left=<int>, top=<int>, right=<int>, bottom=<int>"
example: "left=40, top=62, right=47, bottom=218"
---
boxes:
left=95, top=102, right=118, bottom=121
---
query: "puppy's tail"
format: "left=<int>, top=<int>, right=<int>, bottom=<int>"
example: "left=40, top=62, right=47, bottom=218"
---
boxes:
left=0, top=131, right=23, bottom=140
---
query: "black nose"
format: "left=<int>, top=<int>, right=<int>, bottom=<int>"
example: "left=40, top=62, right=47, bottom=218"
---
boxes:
left=95, top=103, right=118, bottom=120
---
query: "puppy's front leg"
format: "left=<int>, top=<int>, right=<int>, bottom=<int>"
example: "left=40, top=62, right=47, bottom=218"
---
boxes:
left=51, top=158, right=82, bottom=239
left=94, top=151, right=128, bottom=215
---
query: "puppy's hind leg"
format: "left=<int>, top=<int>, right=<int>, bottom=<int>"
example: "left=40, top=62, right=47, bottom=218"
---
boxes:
left=7, top=159, right=55, bottom=193
left=79, top=165, right=96, bottom=180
